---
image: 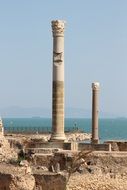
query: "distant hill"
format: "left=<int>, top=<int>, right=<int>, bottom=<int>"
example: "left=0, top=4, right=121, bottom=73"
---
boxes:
left=65, top=107, right=117, bottom=118
left=0, top=106, right=118, bottom=118
left=0, top=106, right=51, bottom=118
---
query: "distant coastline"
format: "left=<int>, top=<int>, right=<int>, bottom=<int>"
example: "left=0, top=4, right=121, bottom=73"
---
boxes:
left=2, top=118, right=127, bottom=142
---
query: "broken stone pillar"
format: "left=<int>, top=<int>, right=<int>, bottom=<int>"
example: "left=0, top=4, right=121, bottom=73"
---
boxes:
left=50, top=20, right=66, bottom=141
left=0, top=118, right=4, bottom=136
left=91, top=82, right=100, bottom=144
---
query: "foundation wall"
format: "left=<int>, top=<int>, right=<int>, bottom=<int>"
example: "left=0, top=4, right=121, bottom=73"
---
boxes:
left=78, top=143, right=111, bottom=151
left=28, top=142, right=78, bottom=150
left=105, top=141, right=127, bottom=151
left=27, top=142, right=111, bottom=151
left=29, top=142, right=64, bottom=149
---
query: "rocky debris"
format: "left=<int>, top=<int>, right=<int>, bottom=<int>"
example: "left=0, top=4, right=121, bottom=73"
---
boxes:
left=19, top=160, right=32, bottom=174
left=67, top=173, right=127, bottom=190
left=29, top=135, right=49, bottom=143
left=66, top=132, right=91, bottom=142
left=75, top=152, right=127, bottom=176
left=66, top=152, right=127, bottom=189
left=20, top=160, right=29, bottom=167
left=28, top=132, right=91, bottom=143
left=36, top=166, right=48, bottom=171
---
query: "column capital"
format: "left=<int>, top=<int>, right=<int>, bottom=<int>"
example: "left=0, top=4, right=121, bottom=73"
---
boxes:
left=51, top=20, right=65, bottom=37
left=92, top=82, right=100, bottom=90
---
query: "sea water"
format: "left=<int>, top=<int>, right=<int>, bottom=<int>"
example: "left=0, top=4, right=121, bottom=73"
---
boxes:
left=2, top=118, right=127, bottom=142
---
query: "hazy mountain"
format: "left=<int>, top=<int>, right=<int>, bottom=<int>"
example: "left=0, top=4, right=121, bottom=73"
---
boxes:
left=65, top=107, right=117, bottom=118
left=0, top=106, right=51, bottom=118
left=0, top=106, right=118, bottom=118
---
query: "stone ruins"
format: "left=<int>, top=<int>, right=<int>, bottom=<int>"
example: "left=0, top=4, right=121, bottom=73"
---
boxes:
left=0, top=20, right=127, bottom=190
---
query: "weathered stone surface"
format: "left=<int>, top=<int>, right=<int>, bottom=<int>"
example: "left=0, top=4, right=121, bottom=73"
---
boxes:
left=0, top=136, right=17, bottom=162
left=51, top=81, right=65, bottom=141
left=0, top=173, right=35, bottom=190
left=0, top=163, right=35, bottom=190
left=34, top=173, right=67, bottom=190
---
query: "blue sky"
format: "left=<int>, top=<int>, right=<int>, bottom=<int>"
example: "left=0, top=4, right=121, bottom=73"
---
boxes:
left=0, top=0, right=127, bottom=117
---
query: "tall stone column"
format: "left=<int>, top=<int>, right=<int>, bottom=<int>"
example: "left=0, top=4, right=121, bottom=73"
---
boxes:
left=91, top=82, right=100, bottom=144
left=50, top=20, right=66, bottom=141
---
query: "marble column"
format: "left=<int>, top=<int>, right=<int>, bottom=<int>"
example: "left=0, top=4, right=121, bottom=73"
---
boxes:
left=50, top=20, right=66, bottom=141
left=91, top=82, right=100, bottom=144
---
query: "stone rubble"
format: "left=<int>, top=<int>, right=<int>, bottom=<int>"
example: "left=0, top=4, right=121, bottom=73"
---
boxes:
left=27, top=132, right=91, bottom=142
left=67, top=173, right=127, bottom=190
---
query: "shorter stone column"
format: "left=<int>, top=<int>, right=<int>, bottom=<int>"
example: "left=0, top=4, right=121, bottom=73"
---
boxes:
left=91, top=82, right=100, bottom=144
left=0, top=118, right=4, bottom=136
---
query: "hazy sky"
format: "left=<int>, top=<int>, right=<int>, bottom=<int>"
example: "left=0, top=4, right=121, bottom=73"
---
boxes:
left=0, top=0, right=127, bottom=116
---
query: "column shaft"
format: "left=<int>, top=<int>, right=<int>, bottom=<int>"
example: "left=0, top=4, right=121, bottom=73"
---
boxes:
left=50, top=20, right=66, bottom=141
left=0, top=118, right=4, bottom=136
left=91, top=82, right=100, bottom=144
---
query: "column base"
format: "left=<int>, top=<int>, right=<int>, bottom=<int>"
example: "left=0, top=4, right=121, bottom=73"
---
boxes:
left=91, top=139, right=99, bottom=144
left=50, top=133, right=66, bottom=142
